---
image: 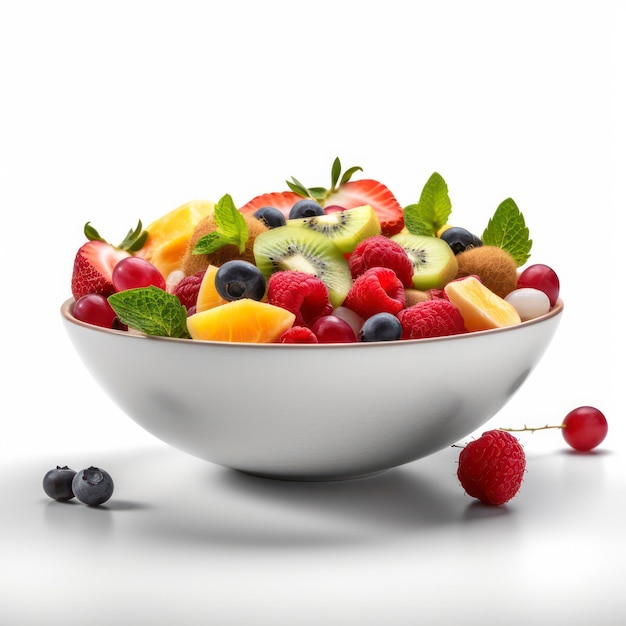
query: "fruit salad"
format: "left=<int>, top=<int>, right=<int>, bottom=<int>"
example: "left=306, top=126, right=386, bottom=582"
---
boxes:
left=69, top=159, right=561, bottom=344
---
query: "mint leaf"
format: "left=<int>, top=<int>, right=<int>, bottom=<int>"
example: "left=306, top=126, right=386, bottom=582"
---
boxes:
left=193, top=231, right=236, bottom=255
left=481, top=198, right=532, bottom=267
left=192, top=193, right=248, bottom=255
left=403, top=172, right=452, bottom=236
left=108, top=286, right=191, bottom=338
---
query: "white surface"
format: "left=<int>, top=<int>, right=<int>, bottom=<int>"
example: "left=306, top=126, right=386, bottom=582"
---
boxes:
left=1, top=1, right=625, bottom=624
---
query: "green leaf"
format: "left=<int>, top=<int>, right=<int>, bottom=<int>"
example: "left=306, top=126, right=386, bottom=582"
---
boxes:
left=108, top=286, right=191, bottom=338
left=84, top=222, right=104, bottom=242
left=339, top=165, right=363, bottom=186
left=193, top=231, right=233, bottom=255
left=331, top=157, right=341, bottom=189
left=83, top=220, right=147, bottom=252
left=117, top=219, right=148, bottom=252
left=403, top=172, right=452, bottom=236
left=192, top=193, right=249, bottom=255
left=307, top=186, right=327, bottom=201
left=481, top=198, right=532, bottom=266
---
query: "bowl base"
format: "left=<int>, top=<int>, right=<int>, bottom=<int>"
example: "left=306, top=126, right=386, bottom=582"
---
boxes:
left=235, top=467, right=389, bottom=483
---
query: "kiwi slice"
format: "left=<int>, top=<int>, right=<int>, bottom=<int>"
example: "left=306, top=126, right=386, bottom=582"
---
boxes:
left=287, top=204, right=381, bottom=254
left=253, top=225, right=352, bottom=307
left=390, top=232, right=458, bottom=290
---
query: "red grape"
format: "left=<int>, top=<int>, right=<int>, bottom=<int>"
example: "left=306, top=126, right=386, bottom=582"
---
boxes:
left=73, top=294, right=118, bottom=328
left=561, top=406, right=608, bottom=451
left=311, top=315, right=357, bottom=343
left=517, top=264, right=560, bottom=307
left=112, top=257, right=166, bottom=292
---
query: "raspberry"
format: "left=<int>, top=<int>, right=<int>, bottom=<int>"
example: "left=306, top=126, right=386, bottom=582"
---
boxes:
left=427, top=288, right=448, bottom=300
left=173, top=270, right=206, bottom=310
left=349, top=235, right=414, bottom=287
left=279, top=326, right=318, bottom=344
left=457, top=430, right=526, bottom=506
left=342, top=267, right=405, bottom=319
left=397, top=299, right=466, bottom=339
left=267, top=271, right=333, bottom=327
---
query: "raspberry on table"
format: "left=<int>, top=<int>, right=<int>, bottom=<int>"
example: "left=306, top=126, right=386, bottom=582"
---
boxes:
left=349, top=235, right=414, bottom=288
left=343, top=267, right=406, bottom=319
left=267, top=271, right=333, bottom=328
left=397, top=299, right=466, bottom=339
left=457, top=430, right=526, bottom=506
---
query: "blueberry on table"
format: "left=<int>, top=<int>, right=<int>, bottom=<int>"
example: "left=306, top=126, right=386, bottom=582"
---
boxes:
left=253, top=206, right=286, bottom=229
left=43, top=466, right=77, bottom=501
left=288, top=199, right=325, bottom=219
left=72, top=467, right=114, bottom=506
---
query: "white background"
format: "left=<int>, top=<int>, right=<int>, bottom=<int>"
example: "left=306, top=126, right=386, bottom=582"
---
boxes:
left=1, top=1, right=624, bottom=624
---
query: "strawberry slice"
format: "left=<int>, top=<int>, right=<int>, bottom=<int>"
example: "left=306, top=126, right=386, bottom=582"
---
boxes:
left=70, top=221, right=147, bottom=300
left=325, top=179, right=404, bottom=236
left=71, top=240, right=131, bottom=300
left=239, top=191, right=302, bottom=220
left=238, top=158, right=405, bottom=236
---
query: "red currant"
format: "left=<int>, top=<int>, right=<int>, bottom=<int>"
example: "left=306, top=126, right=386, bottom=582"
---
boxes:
left=517, top=264, right=560, bottom=307
left=561, top=406, right=608, bottom=452
left=73, top=294, right=118, bottom=329
left=112, top=256, right=166, bottom=292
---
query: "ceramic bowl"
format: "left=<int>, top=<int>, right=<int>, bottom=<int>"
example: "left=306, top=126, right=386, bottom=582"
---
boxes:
left=61, top=298, right=563, bottom=481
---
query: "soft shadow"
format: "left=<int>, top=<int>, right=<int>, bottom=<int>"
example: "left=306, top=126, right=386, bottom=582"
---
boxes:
left=43, top=498, right=114, bottom=536
left=559, top=448, right=614, bottom=458
left=140, top=463, right=464, bottom=550
left=219, top=464, right=457, bottom=528
left=462, top=500, right=514, bottom=521
left=104, top=499, right=153, bottom=512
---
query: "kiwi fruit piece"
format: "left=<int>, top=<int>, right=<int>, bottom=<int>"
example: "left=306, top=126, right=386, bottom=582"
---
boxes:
left=390, top=232, right=458, bottom=290
left=287, top=204, right=381, bottom=254
left=455, top=245, right=518, bottom=298
left=403, top=288, right=431, bottom=307
left=253, top=225, right=353, bottom=308
left=181, top=213, right=268, bottom=276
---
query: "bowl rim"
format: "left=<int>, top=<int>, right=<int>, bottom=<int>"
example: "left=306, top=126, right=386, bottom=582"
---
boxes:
left=61, top=297, right=564, bottom=349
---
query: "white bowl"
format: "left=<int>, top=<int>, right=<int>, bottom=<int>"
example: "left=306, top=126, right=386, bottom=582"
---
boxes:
left=61, top=298, right=563, bottom=481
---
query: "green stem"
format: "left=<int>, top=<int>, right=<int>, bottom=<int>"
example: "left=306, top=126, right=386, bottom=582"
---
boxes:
left=499, top=424, right=565, bottom=434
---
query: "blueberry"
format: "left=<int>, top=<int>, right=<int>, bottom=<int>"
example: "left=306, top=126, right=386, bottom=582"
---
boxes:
left=43, top=466, right=77, bottom=501
left=214, top=260, right=266, bottom=301
left=289, top=199, right=325, bottom=219
left=72, top=466, right=114, bottom=506
left=440, top=227, right=483, bottom=255
left=359, top=312, right=403, bottom=342
left=253, top=206, right=286, bottom=229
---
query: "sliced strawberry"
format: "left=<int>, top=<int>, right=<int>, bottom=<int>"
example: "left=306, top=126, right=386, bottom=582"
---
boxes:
left=238, top=191, right=302, bottom=221
left=71, top=240, right=131, bottom=300
left=325, top=179, right=404, bottom=236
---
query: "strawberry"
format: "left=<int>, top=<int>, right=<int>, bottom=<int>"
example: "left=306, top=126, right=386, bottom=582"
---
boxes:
left=71, top=221, right=147, bottom=300
left=324, top=179, right=404, bottom=236
left=238, top=191, right=302, bottom=218
left=239, top=157, right=405, bottom=236
left=457, top=430, right=526, bottom=506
